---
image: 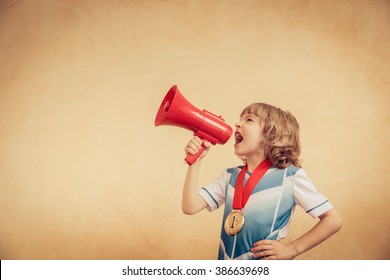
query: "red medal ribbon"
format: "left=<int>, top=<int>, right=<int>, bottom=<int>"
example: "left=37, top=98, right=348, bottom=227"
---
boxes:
left=232, top=159, right=273, bottom=210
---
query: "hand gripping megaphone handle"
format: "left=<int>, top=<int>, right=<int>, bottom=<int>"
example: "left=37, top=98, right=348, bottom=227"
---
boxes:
left=185, top=140, right=206, bottom=165
left=185, top=130, right=219, bottom=165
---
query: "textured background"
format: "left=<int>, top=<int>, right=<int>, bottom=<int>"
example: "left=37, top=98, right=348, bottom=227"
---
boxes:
left=0, top=0, right=389, bottom=259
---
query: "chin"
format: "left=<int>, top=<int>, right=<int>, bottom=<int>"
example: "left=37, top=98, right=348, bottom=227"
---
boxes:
left=233, top=148, right=243, bottom=157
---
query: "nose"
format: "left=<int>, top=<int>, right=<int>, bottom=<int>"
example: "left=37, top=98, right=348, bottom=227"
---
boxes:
left=235, top=121, right=241, bottom=129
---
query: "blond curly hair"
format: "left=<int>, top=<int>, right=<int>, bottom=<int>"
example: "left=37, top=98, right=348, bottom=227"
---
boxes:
left=240, top=103, right=301, bottom=169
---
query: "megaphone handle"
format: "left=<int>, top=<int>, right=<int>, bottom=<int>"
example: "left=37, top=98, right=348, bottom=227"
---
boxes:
left=185, top=142, right=206, bottom=165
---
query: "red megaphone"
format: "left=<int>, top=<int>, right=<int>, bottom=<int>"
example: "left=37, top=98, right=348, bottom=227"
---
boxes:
left=155, top=85, right=233, bottom=165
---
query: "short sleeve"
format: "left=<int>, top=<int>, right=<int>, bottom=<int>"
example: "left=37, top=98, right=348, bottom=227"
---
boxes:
left=293, top=169, right=333, bottom=218
left=199, top=170, right=228, bottom=212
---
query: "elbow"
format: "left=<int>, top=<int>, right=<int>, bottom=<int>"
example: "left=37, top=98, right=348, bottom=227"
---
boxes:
left=330, top=211, right=343, bottom=234
left=181, top=196, right=206, bottom=215
left=320, top=208, right=343, bottom=234
left=334, top=215, right=343, bottom=233
left=182, top=206, right=196, bottom=215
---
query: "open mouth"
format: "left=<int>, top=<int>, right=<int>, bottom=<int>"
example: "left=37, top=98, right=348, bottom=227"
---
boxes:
left=235, top=132, right=243, bottom=144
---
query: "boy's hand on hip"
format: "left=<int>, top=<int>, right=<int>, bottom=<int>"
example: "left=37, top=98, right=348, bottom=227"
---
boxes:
left=251, top=239, right=298, bottom=260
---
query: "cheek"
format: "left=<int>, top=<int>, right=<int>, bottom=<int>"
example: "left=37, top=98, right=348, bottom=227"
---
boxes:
left=248, top=130, right=263, bottom=143
left=245, top=136, right=262, bottom=149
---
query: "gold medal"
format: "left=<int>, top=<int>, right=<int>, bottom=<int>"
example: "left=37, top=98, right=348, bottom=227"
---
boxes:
left=225, top=160, right=272, bottom=236
left=224, top=210, right=245, bottom=236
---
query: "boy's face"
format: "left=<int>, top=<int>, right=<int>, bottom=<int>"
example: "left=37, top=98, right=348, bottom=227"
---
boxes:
left=234, top=112, right=264, bottom=158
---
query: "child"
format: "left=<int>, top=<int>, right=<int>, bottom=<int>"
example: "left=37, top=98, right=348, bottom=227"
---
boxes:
left=182, top=102, right=342, bottom=260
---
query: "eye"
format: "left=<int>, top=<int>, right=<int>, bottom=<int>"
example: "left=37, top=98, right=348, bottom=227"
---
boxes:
left=246, top=117, right=254, bottom=122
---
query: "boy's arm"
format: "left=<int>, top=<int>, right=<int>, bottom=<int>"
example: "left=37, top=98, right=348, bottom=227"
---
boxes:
left=182, top=162, right=208, bottom=215
left=251, top=208, right=342, bottom=259
left=181, top=137, right=210, bottom=215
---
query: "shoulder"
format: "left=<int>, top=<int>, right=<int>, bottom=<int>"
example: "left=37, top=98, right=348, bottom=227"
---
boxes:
left=277, top=166, right=313, bottom=187
left=285, top=165, right=300, bottom=177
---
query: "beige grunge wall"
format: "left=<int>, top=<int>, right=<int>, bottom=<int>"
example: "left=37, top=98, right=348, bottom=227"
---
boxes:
left=0, top=0, right=389, bottom=260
